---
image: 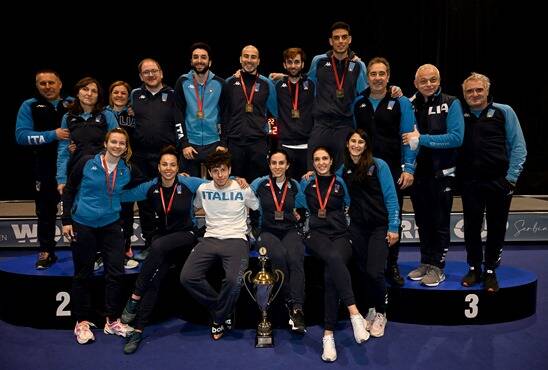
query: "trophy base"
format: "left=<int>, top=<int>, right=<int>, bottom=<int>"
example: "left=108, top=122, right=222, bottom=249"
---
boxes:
left=255, top=335, right=274, bottom=348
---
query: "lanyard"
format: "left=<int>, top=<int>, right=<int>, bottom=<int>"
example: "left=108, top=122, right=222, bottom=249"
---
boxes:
left=268, top=178, right=289, bottom=212
left=315, top=176, right=336, bottom=211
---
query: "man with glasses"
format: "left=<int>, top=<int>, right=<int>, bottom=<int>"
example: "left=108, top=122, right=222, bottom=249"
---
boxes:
left=131, top=58, right=184, bottom=260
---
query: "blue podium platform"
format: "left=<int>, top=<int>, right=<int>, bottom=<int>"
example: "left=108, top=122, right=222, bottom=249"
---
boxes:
left=0, top=250, right=537, bottom=329
left=387, top=261, right=537, bottom=325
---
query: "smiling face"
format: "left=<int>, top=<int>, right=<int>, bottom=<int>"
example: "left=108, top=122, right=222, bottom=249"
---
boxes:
left=269, top=152, right=289, bottom=180
left=347, top=133, right=366, bottom=159
left=36, top=72, right=62, bottom=101
left=415, top=65, right=440, bottom=98
left=158, top=153, right=179, bottom=184
left=313, top=149, right=333, bottom=176
left=110, top=84, right=129, bottom=109
left=368, top=62, right=389, bottom=96
left=191, top=48, right=211, bottom=75
left=104, top=132, right=127, bottom=159
left=139, top=59, right=163, bottom=89
left=240, top=45, right=260, bottom=74
left=283, top=55, right=304, bottom=78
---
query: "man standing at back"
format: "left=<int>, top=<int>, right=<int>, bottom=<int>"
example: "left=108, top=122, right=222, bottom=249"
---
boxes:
left=458, top=72, right=526, bottom=293
left=403, top=64, right=464, bottom=287
left=175, top=42, right=227, bottom=177
left=307, top=21, right=368, bottom=168
left=222, top=45, right=277, bottom=181
left=16, top=70, right=70, bottom=269
left=354, top=57, right=416, bottom=286
left=131, top=58, right=184, bottom=260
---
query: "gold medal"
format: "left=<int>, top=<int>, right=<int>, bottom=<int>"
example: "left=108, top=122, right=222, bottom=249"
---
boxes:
left=196, top=111, right=204, bottom=119
left=274, top=211, right=284, bottom=220
left=245, top=103, right=254, bottom=113
left=291, top=109, right=300, bottom=119
left=317, top=209, right=327, bottom=218
left=336, top=89, right=344, bottom=99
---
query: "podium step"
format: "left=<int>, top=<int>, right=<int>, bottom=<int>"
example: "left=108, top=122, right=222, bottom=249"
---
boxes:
left=387, top=261, right=537, bottom=324
left=0, top=253, right=538, bottom=329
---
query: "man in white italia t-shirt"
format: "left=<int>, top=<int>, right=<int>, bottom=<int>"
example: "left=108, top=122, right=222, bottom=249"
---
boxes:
left=180, top=150, right=259, bottom=340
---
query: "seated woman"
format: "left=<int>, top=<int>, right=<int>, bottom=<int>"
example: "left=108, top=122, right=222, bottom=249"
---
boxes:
left=119, top=145, right=206, bottom=354
left=300, top=146, right=369, bottom=362
left=250, top=149, right=307, bottom=334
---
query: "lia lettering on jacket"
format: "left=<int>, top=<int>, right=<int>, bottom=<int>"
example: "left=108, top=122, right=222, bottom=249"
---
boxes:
left=201, top=191, right=244, bottom=201
left=428, top=103, right=449, bottom=115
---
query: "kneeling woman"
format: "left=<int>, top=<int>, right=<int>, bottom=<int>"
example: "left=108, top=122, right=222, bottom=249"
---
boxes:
left=119, top=145, right=206, bottom=354
left=300, top=146, right=369, bottom=362
left=340, top=129, right=399, bottom=338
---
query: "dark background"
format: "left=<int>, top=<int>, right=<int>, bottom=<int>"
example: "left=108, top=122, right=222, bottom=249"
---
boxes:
left=3, top=1, right=546, bottom=199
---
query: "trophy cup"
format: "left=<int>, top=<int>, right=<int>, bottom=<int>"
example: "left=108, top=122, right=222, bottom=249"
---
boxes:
left=243, top=246, right=284, bottom=348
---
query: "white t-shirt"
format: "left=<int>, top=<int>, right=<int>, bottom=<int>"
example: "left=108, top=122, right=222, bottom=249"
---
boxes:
left=194, top=180, right=260, bottom=240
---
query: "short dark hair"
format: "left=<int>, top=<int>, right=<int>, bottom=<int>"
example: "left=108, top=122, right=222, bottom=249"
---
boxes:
left=159, top=145, right=180, bottom=165
left=205, top=150, right=231, bottom=170
left=330, top=21, right=351, bottom=36
left=190, top=42, right=212, bottom=58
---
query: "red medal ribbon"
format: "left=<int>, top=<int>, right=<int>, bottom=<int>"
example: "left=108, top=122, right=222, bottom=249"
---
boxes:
left=240, top=74, right=258, bottom=107
left=287, top=79, right=300, bottom=112
left=268, top=178, right=289, bottom=212
left=101, top=156, right=118, bottom=197
left=330, top=55, right=348, bottom=94
left=160, top=185, right=177, bottom=216
left=193, top=74, right=207, bottom=116
left=315, top=175, right=336, bottom=212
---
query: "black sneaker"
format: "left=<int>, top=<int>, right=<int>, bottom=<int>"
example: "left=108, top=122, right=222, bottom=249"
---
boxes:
left=35, top=252, right=57, bottom=270
left=289, top=307, right=306, bottom=334
left=121, top=298, right=140, bottom=324
left=461, top=267, right=482, bottom=287
left=386, top=265, right=404, bottom=286
left=224, top=312, right=235, bottom=331
left=484, top=270, right=499, bottom=293
left=123, top=331, right=143, bottom=354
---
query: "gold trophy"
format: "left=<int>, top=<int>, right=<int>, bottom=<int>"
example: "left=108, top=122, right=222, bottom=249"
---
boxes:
left=243, top=246, right=284, bottom=348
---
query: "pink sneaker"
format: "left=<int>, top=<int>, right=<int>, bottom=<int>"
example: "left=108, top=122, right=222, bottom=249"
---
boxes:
left=74, top=321, right=95, bottom=344
left=104, top=318, right=134, bottom=337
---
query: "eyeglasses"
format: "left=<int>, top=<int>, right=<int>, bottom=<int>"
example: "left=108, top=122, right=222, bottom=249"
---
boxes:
left=141, top=69, right=160, bottom=76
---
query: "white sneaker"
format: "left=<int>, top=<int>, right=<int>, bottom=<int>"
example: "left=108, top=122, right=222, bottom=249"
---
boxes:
left=364, top=308, right=376, bottom=331
left=104, top=318, right=134, bottom=337
left=74, top=321, right=96, bottom=344
left=370, top=313, right=387, bottom=337
left=124, top=259, right=139, bottom=270
left=350, top=314, right=370, bottom=343
left=321, top=335, right=337, bottom=362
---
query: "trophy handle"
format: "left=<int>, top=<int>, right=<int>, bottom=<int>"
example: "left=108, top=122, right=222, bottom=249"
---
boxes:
left=268, top=269, right=285, bottom=305
left=242, top=270, right=257, bottom=304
